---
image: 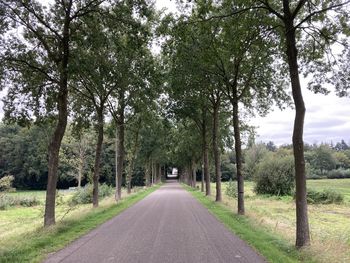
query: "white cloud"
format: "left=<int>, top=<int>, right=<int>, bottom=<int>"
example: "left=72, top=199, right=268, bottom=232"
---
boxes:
left=251, top=87, right=350, bottom=145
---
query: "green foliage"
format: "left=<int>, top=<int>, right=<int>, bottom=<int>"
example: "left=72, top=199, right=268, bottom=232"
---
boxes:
left=70, top=184, right=113, bottom=205
left=221, top=152, right=236, bottom=181
left=244, top=143, right=269, bottom=179
left=0, top=195, right=41, bottom=210
left=0, top=175, right=14, bottom=192
left=225, top=179, right=237, bottom=198
left=254, top=155, right=295, bottom=196
left=326, top=169, right=350, bottom=179
left=308, top=144, right=337, bottom=174
left=307, top=189, right=344, bottom=204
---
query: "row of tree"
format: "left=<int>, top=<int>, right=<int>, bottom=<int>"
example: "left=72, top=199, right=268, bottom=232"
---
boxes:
left=159, top=0, right=350, bottom=249
left=1, top=0, right=350, bottom=249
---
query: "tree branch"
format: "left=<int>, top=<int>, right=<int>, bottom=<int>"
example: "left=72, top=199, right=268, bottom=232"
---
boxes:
left=295, top=1, right=350, bottom=29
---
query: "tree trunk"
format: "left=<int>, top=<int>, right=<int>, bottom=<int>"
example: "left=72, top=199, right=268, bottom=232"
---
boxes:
left=145, top=161, right=150, bottom=187
left=202, top=110, right=210, bottom=196
left=92, top=110, right=104, bottom=207
left=115, top=125, right=119, bottom=200
left=77, top=156, right=83, bottom=188
left=126, top=122, right=140, bottom=194
left=201, top=165, right=204, bottom=192
left=213, top=100, right=222, bottom=202
left=232, top=101, right=244, bottom=215
left=44, top=16, right=70, bottom=226
left=284, top=17, right=310, bottom=248
left=126, top=160, right=132, bottom=194
left=115, top=97, right=125, bottom=201
left=192, top=164, right=196, bottom=188
left=44, top=88, right=68, bottom=227
left=187, top=165, right=191, bottom=186
left=151, top=160, right=154, bottom=185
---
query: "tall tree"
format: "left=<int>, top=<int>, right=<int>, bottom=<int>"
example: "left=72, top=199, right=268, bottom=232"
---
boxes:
left=194, top=1, right=288, bottom=214
left=199, top=0, right=350, bottom=247
left=1, top=0, right=103, bottom=226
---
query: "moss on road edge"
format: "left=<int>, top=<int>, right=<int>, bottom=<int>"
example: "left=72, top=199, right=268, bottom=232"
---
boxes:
left=183, top=185, right=315, bottom=263
left=0, top=185, right=160, bottom=263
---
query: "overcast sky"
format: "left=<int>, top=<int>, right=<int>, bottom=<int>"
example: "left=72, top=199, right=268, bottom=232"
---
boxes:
left=1, top=0, right=349, bottom=146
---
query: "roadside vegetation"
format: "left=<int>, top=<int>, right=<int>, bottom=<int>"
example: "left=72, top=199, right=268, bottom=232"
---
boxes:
left=195, top=180, right=350, bottom=263
left=0, top=185, right=159, bottom=263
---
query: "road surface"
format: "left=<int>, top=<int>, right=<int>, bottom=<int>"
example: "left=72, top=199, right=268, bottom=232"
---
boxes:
left=44, top=181, right=266, bottom=263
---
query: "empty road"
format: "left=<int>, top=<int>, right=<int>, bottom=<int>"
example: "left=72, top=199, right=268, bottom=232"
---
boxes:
left=44, top=181, right=266, bottom=263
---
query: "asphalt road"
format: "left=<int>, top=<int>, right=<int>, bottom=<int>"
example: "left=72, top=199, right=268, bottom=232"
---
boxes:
left=44, top=181, right=266, bottom=263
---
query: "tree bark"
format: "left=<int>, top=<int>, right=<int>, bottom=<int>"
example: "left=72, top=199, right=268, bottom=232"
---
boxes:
left=192, top=163, right=196, bottom=188
left=115, top=96, right=125, bottom=201
left=44, top=12, right=70, bottom=226
left=158, top=164, right=162, bottom=183
left=201, top=166, right=204, bottom=192
left=232, top=101, right=244, bottom=215
left=77, top=155, right=83, bottom=188
left=283, top=8, right=310, bottom=247
left=44, top=87, right=68, bottom=226
left=151, top=160, right=154, bottom=185
left=145, top=161, right=151, bottom=187
left=126, top=160, right=132, bottom=194
left=92, top=109, right=104, bottom=207
left=202, top=109, right=210, bottom=196
left=212, top=100, right=222, bottom=202
left=126, top=123, right=140, bottom=194
left=115, top=125, right=119, bottom=200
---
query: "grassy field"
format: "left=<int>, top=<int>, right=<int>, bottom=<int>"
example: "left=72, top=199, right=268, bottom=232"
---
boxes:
left=0, top=186, right=159, bottom=263
left=203, top=179, right=350, bottom=263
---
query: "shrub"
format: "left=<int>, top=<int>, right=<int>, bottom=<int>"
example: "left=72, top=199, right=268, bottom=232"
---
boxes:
left=326, top=169, right=350, bottom=179
left=307, top=189, right=344, bottom=204
left=254, top=155, right=295, bottom=196
left=0, top=195, right=41, bottom=210
left=0, top=175, right=15, bottom=192
left=70, top=183, right=113, bottom=205
left=225, top=179, right=237, bottom=198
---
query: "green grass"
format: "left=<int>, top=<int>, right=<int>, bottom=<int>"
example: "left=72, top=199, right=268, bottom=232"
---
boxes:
left=184, top=185, right=315, bottom=263
left=0, top=185, right=159, bottom=263
left=204, top=179, right=350, bottom=263
left=307, top=178, right=350, bottom=202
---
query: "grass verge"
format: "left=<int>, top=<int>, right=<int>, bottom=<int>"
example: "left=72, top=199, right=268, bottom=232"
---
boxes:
left=183, top=185, right=315, bottom=263
left=0, top=185, right=160, bottom=263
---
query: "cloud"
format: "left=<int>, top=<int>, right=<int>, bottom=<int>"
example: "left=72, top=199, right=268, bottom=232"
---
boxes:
left=252, top=88, right=350, bottom=145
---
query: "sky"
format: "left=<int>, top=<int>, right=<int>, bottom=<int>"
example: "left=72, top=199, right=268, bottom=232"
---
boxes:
left=1, top=0, right=349, bottom=146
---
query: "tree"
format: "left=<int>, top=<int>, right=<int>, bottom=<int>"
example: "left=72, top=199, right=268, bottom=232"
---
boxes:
left=163, top=14, right=228, bottom=201
left=248, top=0, right=350, bottom=247
left=59, top=126, right=95, bottom=188
left=190, top=1, right=288, bottom=212
left=244, top=143, right=269, bottom=179
left=310, top=144, right=337, bottom=173
left=1, top=0, right=104, bottom=226
left=125, top=115, right=142, bottom=193
left=334, top=140, right=349, bottom=151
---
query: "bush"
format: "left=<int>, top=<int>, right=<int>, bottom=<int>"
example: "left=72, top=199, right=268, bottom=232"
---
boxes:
left=307, top=189, right=344, bottom=204
left=254, top=155, right=295, bottom=196
left=326, top=169, right=350, bottom=179
left=0, top=175, right=15, bottom=192
left=70, top=183, right=113, bottom=205
left=0, top=195, right=41, bottom=210
left=225, top=179, right=237, bottom=198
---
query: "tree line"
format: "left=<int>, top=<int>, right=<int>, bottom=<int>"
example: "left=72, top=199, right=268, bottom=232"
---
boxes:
left=0, top=0, right=350, bottom=249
